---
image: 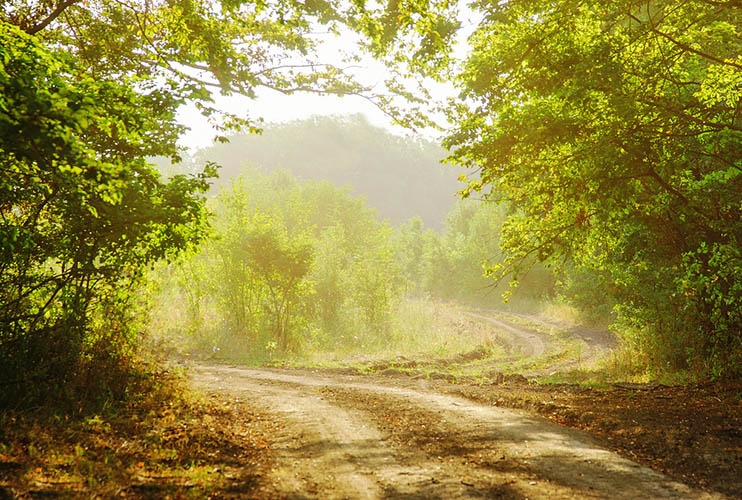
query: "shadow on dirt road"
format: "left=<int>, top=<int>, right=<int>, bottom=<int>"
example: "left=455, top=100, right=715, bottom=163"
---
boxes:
left=191, top=364, right=725, bottom=500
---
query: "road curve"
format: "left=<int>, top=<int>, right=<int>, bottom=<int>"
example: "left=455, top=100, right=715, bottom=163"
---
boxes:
left=465, top=311, right=548, bottom=358
left=190, top=364, right=723, bottom=500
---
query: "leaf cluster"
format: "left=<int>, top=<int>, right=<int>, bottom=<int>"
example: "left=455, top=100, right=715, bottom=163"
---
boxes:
left=442, top=0, right=742, bottom=376
left=0, top=23, right=213, bottom=409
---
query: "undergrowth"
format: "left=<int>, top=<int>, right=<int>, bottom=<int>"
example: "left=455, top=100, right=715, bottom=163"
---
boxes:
left=0, top=367, right=276, bottom=499
left=288, top=299, right=508, bottom=367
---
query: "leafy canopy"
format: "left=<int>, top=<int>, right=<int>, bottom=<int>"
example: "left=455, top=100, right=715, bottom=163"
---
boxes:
left=443, top=0, right=741, bottom=375
left=0, top=21, right=214, bottom=409
left=1, top=0, right=459, bottom=133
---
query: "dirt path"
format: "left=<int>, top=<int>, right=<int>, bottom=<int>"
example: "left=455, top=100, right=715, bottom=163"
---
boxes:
left=463, top=309, right=616, bottom=377
left=466, top=311, right=548, bottom=359
left=190, top=364, right=725, bottom=499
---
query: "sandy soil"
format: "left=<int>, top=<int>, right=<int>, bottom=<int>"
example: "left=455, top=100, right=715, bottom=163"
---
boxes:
left=190, top=364, right=726, bottom=499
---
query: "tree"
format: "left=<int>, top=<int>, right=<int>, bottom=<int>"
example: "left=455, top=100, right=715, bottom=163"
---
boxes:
left=149, top=168, right=406, bottom=357
left=443, top=0, right=741, bottom=375
left=243, top=227, right=314, bottom=351
left=0, top=23, right=213, bottom=408
left=395, top=201, right=556, bottom=305
left=1, top=0, right=458, bottom=134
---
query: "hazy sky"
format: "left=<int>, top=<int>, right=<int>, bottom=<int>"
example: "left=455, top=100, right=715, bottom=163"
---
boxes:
left=175, top=13, right=474, bottom=151
left=176, top=82, right=401, bottom=151
left=176, top=27, right=416, bottom=151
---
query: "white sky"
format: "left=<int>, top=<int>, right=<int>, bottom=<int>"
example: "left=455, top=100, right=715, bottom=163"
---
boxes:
left=175, top=25, right=419, bottom=151
left=175, top=10, right=476, bottom=151
left=176, top=84, right=406, bottom=151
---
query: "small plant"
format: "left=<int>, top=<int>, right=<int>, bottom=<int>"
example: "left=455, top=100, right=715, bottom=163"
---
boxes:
left=266, top=341, right=278, bottom=360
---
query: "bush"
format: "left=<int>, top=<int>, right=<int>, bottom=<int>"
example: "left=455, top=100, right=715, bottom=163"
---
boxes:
left=0, top=23, right=211, bottom=410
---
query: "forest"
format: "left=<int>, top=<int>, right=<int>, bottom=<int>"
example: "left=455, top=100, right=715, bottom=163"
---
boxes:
left=0, top=0, right=740, bottom=498
left=148, top=116, right=563, bottom=362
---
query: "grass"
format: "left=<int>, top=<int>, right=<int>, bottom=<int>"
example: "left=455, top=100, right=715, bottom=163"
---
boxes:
left=537, top=299, right=585, bottom=328
left=263, top=298, right=625, bottom=386
left=286, top=299, right=509, bottom=371
left=151, top=291, right=683, bottom=388
left=527, top=349, right=704, bottom=388
left=0, top=369, right=277, bottom=499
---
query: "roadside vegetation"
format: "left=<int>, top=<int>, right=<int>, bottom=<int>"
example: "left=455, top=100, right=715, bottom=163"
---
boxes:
left=4, top=0, right=737, bottom=411
left=144, top=164, right=558, bottom=366
left=0, top=371, right=278, bottom=498
left=143, top=142, right=651, bottom=384
left=439, top=0, right=742, bottom=378
left=1, top=0, right=739, bottom=497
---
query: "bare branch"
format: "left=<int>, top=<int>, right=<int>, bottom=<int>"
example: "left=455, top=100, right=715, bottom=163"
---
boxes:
left=27, top=0, right=79, bottom=34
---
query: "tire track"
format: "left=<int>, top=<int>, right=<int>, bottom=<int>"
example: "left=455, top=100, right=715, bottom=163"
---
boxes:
left=190, top=364, right=724, bottom=499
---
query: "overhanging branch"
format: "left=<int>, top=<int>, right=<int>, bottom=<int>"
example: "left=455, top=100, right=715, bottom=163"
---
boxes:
left=27, top=0, right=79, bottom=34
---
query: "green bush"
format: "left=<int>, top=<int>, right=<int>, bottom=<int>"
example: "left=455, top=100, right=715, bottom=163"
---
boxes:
left=0, top=23, right=211, bottom=410
left=150, top=169, right=403, bottom=360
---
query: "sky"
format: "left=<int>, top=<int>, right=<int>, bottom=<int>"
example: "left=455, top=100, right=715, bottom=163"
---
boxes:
left=175, top=11, right=476, bottom=152
left=176, top=80, right=405, bottom=151
left=176, top=26, right=418, bottom=151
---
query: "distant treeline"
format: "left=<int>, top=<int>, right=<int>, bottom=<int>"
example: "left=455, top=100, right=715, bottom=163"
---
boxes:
left=149, top=167, right=576, bottom=361
left=165, top=115, right=464, bottom=230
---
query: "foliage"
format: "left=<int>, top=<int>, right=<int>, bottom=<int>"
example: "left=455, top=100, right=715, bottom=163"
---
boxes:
left=0, top=22, right=213, bottom=409
left=0, top=0, right=457, bottom=410
left=1, top=0, right=459, bottom=133
left=150, top=168, right=403, bottom=358
left=443, top=0, right=742, bottom=376
left=395, top=200, right=556, bottom=306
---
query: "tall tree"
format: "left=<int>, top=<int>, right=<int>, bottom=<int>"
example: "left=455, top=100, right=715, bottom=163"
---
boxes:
left=0, top=23, right=213, bottom=408
left=442, top=0, right=741, bottom=374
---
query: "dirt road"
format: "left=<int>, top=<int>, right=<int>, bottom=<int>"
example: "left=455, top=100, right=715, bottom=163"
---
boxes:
left=466, top=311, right=548, bottom=359
left=460, top=309, right=615, bottom=377
left=190, top=364, right=724, bottom=500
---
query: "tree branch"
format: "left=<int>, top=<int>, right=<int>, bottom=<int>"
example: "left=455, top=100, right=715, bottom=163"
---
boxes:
left=626, top=11, right=742, bottom=70
left=26, top=0, right=79, bottom=34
